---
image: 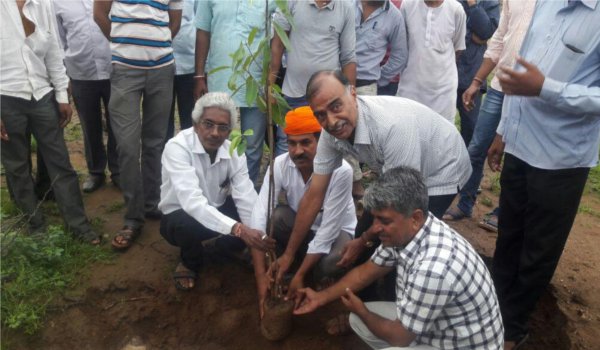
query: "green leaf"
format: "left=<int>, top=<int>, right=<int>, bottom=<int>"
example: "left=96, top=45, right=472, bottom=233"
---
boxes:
left=256, top=96, right=267, bottom=112
left=273, top=22, right=292, bottom=51
left=248, top=27, right=259, bottom=46
left=245, top=77, right=258, bottom=107
left=237, top=137, right=248, bottom=156
left=229, top=134, right=242, bottom=156
left=243, top=129, right=254, bottom=136
left=207, top=65, right=229, bottom=76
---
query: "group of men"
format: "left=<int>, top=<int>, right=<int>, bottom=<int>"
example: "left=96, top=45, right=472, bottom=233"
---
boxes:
left=1, top=0, right=599, bottom=349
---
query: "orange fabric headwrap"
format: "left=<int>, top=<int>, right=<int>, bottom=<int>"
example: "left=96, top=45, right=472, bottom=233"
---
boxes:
left=283, top=106, right=322, bottom=135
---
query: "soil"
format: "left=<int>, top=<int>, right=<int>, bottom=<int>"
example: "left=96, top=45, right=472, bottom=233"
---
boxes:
left=3, top=117, right=600, bottom=350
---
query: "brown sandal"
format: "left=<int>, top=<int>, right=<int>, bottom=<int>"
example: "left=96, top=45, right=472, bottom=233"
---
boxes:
left=111, top=226, right=140, bottom=251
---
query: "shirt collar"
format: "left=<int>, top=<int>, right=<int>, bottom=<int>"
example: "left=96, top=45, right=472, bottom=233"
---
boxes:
left=397, top=213, right=434, bottom=262
left=311, top=0, right=335, bottom=10
left=580, top=0, right=598, bottom=9
left=353, top=97, right=372, bottom=145
left=192, top=133, right=232, bottom=162
left=357, top=1, right=391, bottom=17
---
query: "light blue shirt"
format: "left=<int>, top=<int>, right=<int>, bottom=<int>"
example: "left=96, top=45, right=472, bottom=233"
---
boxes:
left=498, top=0, right=600, bottom=169
left=195, top=0, right=275, bottom=107
left=173, top=0, right=197, bottom=75
left=355, top=0, right=407, bottom=85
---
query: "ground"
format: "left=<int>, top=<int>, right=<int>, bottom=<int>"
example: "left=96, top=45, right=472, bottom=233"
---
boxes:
left=2, top=116, right=600, bottom=350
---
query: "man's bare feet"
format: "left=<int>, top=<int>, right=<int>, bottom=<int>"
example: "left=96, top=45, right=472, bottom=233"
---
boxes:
left=173, top=262, right=197, bottom=291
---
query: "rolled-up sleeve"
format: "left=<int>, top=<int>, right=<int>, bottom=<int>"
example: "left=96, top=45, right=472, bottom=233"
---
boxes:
left=169, top=0, right=184, bottom=10
left=307, top=163, right=354, bottom=255
left=313, top=132, right=344, bottom=175
left=162, top=142, right=237, bottom=235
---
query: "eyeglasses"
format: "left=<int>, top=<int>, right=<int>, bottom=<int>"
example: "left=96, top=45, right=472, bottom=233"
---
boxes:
left=199, top=119, right=231, bottom=132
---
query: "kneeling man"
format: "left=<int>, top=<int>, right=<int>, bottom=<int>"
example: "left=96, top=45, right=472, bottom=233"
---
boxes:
left=159, top=92, right=274, bottom=290
left=295, top=167, right=503, bottom=349
left=251, top=106, right=357, bottom=316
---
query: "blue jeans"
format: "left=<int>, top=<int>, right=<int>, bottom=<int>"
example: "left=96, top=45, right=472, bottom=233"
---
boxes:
left=457, top=87, right=483, bottom=147
left=457, top=87, right=504, bottom=216
left=240, top=107, right=267, bottom=185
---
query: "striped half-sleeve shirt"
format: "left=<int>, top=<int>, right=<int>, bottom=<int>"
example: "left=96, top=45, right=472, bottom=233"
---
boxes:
left=313, top=96, right=471, bottom=196
left=109, top=0, right=183, bottom=69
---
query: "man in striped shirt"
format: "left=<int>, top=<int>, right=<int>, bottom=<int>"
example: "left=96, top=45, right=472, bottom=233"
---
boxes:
left=94, top=0, right=182, bottom=250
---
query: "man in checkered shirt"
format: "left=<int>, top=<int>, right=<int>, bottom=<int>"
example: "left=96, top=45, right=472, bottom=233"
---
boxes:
left=294, top=167, right=503, bottom=349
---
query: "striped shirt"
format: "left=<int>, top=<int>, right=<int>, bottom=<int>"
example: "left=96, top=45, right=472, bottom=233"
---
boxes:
left=313, top=96, right=471, bottom=196
left=371, top=214, right=504, bottom=349
left=109, top=0, right=183, bottom=69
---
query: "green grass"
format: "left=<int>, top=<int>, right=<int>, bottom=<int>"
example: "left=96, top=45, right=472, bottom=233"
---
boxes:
left=105, top=201, right=125, bottom=213
left=1, top=226, right=113, bottom=335
left=480, top=196, right=494, bottom=208
left=586, top=163, right=600, bottom=196
left=578, top=205, right=600, bottom=218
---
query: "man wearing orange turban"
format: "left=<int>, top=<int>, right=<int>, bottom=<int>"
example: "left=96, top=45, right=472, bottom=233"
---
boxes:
left=249, top=106, right=357, bottom=318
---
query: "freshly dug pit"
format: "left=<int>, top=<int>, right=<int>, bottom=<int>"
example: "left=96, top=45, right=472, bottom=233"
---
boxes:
left=260, top=297, right=295, bottom=341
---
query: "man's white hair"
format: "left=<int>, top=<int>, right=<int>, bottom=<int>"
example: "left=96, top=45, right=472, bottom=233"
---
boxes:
left=191, top=92, right=238, bottom=129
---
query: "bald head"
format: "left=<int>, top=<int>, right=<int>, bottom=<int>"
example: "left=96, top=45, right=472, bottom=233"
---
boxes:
left=306, top=70, right=350, bottom=103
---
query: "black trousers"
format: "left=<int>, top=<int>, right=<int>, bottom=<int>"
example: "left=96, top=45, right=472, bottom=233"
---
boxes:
left=492, top=153, right=589, bottom=340
left=166, top=73, right=194, bottom=141
left=160, top=196, right=245, bottom=272
left=71, top=79, right=119, bottom=179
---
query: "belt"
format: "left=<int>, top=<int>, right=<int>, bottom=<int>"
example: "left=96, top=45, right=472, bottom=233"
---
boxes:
left=355, top=79, right=377, bottom=87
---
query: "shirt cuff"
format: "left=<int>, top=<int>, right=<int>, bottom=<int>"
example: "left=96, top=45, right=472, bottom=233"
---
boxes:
left=55, top=91, right=69, bottom=104
left=539, top=77, right=565, bottom=102
left=220, top=217, right=238, bottom=235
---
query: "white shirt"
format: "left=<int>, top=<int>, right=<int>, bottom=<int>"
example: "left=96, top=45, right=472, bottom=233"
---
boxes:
left=250, top=153, right=356, bottom=255
left=314, top=96, right=472, bottom=196
left=53, top=0, right=111, bottom=81
left=0, top=0, right=69, bottom=104
left=396, top=0, right=466, bottom=122
left=158, top=128, right=257, bottom=235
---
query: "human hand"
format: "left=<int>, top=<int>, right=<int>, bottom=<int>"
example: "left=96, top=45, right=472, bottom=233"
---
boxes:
left=1, top=119, right=9, bottom=141
left=340, top=288, right=368, bottom=317
left=487, top=134, right=505, bottom=172
left=498, top=57, right=545, bottom=96
left=336, top=238, right=366, bottom=268
left=285, top=274, right=304, bottom=300
left=273, top=253, right=294, bottom=285
left=256, top=273, right=272, bottom=319
left=239, top=226, right=276, bottom=252
left=462, top=83, right=480, bottom=112
left=467, top=0, right=477, bottom=6
left=58, top=103, right=72, bottom=128
left=293, top=287, right=323, bottom=314
left=193, top=78, right=208, bottom=101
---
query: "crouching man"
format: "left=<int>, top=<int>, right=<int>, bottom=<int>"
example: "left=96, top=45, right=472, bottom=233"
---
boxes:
left=251, top=106, right=357, bottom=316
left=158, top=92, right=275, bottom=290
left=294, top=167, right=503, bottom=349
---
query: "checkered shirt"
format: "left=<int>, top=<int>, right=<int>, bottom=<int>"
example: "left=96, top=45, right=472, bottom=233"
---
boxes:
left=371, top=214, right=504, bottom=349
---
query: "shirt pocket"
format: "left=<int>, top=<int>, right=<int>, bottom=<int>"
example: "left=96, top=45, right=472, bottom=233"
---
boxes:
left=551, top=26, right=591, bottom=81
left=366, top=28, right=388, bottom=51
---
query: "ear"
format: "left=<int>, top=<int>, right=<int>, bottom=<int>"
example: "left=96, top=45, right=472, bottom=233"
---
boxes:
left=410, top=209, right=425, bottom=231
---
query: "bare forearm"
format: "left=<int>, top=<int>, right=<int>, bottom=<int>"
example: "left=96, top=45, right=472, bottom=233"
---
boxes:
left=342, top=62, right=356, bottom=86
left=195, top=30, right=210, bottom=75
left=474, top=57, right=497, bottom=81
left=251, top=248, right=267, bottom=278
left=355, top=309, right=416, bottom=347
left=283, top=189, right=326, bottom=258
left=321, top=261, right=390, bottom=305
left=295, top=254, right=323, bottom=279
left=269, top=35, right=285, bottom=85
left=169, top=10, right=182, bottom=38
left=93, top=0, right=112, bottom=40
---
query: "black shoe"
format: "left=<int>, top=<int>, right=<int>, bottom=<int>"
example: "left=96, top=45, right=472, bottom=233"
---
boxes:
left=82, top=175, right=105, bottom=193
left=144, top=208, right=162, bottom=219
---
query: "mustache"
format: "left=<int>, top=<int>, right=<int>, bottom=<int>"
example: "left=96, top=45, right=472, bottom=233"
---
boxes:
left=292, top=154, right=309, bottom=161
left=327, top=120, right=346, bottom=132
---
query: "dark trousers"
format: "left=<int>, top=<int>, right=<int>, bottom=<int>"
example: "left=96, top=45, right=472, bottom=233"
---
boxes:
left=0, top=93, right=91, bottom=235
left=71, top=79, right=119, bottom=179
left=492, top=153, right=589, bottom=340
left=377, top=82, right=399, bottom=96
left=160, top=196, right=245, bottom=272
left=456, top=87, right=482, bottom=147
left=166, top=73, right=194, bottom=141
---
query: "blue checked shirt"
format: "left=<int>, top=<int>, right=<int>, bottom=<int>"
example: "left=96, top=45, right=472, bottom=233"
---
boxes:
left=497, top=0, right=600, bottom=169
left=371, top=214, right=504, bottom=349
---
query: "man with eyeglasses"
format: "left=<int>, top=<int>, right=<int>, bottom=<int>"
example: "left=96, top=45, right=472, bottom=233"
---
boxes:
left=158, top=92, right=275, bottom=291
